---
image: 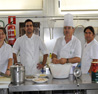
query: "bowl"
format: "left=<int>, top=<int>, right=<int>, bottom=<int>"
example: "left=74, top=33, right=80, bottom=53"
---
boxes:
left=49, top=63, right=72, bottom=78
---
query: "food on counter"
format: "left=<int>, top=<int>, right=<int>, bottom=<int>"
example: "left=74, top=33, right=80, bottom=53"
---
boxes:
left=35, top=74, right=47, bottom=78
left=32, top=78, right=48, bottom=83
left=25, top=76, right=34, bottom=79
left=0, top=76, right=11, bottom=83
left=34, top=78, right=47, bottom=81
left=39, top=74, right=47, bottom=77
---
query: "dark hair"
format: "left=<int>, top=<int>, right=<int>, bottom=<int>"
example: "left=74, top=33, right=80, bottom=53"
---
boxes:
left=0, top=27, right=6, bottom=35
left=84, top=26, right=95, bottom=35
left=24, top=19, right=34, bottom=26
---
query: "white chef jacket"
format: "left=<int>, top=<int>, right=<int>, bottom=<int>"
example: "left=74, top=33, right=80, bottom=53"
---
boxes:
left=13, top=34, right=48, bottom=75
left=0, top=42, right=13, bottom=73
left=53, top=35, right=81, bottom=74
left=81, top=39, right=98, bottom=74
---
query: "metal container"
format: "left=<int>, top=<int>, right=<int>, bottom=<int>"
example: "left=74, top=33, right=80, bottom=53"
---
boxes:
left=91, top=62, right=98, bottom=83
left=10, top=65, right=25, bottom=85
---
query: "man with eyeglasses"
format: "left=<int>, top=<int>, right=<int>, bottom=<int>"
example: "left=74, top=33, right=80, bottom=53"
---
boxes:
left=52, top=14, right=81, bottom=74
left=13, top=19, right=48, bottom=75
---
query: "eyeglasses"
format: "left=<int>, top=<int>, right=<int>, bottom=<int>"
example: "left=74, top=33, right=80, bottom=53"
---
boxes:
left=25, top=25, right=33, bottom=27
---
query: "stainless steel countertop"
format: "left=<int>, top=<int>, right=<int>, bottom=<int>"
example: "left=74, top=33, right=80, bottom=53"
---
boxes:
left=9, top=74, right=98, bottom=92
left=0, top=83, right=9, bottom=88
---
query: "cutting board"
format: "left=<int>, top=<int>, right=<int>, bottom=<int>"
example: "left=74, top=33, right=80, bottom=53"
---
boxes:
left=0, top=76, right=11, bottom=83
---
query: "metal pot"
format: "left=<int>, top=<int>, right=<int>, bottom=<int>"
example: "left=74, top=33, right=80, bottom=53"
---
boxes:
left=10, top=65, right=25, bottom=85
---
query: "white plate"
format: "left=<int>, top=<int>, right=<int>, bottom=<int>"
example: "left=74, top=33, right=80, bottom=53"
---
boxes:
left=25, top=76, right=34, bottom=80
left=35, top=74, right=47, bottom=78
left=32, top=78, right=48, bottom=83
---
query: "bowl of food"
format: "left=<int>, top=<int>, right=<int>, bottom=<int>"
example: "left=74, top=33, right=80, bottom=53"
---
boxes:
left=49, top=63, right=72, bottom=78
left=32, top=78, right=48, bottom=83
left=35, top=74, right=47, bottom=78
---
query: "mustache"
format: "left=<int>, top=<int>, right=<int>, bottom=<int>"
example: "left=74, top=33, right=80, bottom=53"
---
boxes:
left=63, top=31, right=69, bottom=35
left=66, top=31, right=69, bottom=34
left=27, top=28, right=32, bottom=30
left=64, top=31, right=69, bottom=34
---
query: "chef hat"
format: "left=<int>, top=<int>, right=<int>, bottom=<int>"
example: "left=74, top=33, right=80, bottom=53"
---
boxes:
left=64, top=13, right=73, bottom=27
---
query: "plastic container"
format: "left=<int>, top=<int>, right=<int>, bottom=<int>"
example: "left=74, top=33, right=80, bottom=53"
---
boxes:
left=49, top=63, right=72, bottom=78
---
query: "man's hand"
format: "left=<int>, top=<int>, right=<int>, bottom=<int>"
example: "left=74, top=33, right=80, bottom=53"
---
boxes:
left=59, top=58, right=67, bottom=64
left=37, top=63, right=44, bottom=69
left=5, top=70, right=10, bottom=76
left=52, top=58, right=60, bottom=64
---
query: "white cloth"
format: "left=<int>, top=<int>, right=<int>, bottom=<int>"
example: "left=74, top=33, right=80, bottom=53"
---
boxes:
left=53, top=35, right=81, bottom=74
left=0, top=42, right=13, bottom=73
left=64, top=13, right=73, bottom=27
left=13, top=34, right=48, bottom=75
left=81, top=39, right=98, bottom=74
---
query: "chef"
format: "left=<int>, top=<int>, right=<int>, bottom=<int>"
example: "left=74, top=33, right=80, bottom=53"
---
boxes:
left=52, top=14, right=81, bottom=74
left=81, top=26, right=98, bottom=74
left=13, top=19, right=48, bottom=75
left=0, top=27, right=13, bottom=76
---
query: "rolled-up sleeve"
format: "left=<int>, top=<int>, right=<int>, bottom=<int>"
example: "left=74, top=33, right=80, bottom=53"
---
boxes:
left=13, top=38, right=20, bottom=54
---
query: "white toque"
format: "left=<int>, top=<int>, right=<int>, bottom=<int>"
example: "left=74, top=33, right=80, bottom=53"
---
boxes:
left=64, top=13, right=73, bottom=27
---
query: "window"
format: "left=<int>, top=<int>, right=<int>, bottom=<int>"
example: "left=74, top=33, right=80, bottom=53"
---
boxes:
left=0, top=0, right=43, bottom=10
left=60, top=0, right=98, bottom=11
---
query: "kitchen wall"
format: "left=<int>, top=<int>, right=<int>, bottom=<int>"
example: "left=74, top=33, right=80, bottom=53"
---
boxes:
left=0, top=18, right=98, bottom=39
left=0, top=0, right=98, bottom=54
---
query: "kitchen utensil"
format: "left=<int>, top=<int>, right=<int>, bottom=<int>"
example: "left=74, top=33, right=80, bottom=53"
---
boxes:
left=10, top=65, right=25, bottom=85
left=73, top=67, right=82, bottom=78
left=49, top=63, right=72, bottom=78
left=73, top=67, right=82, bottom=86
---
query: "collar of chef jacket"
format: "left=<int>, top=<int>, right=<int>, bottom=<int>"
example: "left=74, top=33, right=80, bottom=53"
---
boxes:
left=62, top=35, right=74, bottom=46
left=25, top=33, right=35, bottom=40
left=84, top=39, right=95, bottom=48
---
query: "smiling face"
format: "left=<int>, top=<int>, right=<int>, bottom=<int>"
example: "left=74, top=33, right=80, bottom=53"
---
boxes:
left=63, top=26, right=74, bottom=38
left=0, top=29, right=6, bottom=42
left=84, top=29, right=95, bottom=43
left=25, top=21, right=34, bottom=35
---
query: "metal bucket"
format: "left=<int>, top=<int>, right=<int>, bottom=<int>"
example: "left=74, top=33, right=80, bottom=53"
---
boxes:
left=10, top=65, right=25, bottom=85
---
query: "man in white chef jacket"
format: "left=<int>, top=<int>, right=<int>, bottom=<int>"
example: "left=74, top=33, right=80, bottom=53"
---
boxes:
left=52, top=14, right=81, bottom=74
left=81, top=26, right=98, bottom=74
left=13, top=19, right=48, bottom=75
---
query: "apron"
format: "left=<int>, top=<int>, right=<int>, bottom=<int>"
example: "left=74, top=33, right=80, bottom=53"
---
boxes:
left=81, top=43, right=92, bottom=74
left=20, top=36, right=40, bottom=75
left=59, top=38, right=78, bottom=74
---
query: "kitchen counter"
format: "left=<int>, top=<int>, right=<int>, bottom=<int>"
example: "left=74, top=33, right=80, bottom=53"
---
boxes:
left=0, top=76, right=10, bottom=94
left=8, top=74, right=98, bottom=92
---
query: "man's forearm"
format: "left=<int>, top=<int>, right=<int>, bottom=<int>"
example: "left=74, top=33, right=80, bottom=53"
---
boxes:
left=7, top=58, right=13, bottom=69
left=68, top=57, right=81, bottom=63
left=42, top=54, right=48, bottom=66
left=13, top=53, right=17, bottom=64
